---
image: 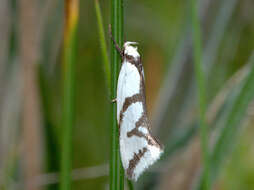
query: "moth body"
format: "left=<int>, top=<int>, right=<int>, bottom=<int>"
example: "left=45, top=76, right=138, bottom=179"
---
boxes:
left=116, top=41, right=163, bottom=181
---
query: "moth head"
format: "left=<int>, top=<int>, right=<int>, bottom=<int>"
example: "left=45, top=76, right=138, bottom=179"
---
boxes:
left=123, top=41, right=140, bottom=58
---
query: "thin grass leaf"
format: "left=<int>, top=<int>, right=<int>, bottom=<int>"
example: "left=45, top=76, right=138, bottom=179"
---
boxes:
left=139, top=63, right=250, bottom=190
left=94, top=0, right=110, bottom=88
left=203, top=0, right=238, bottom=71
left=196, top=53, right=254, bottom=189
left=191, top=0, right=210, bottom=189
left=110, top=0, right=124, bottom=189
left=60, top=1, right=79, bottom=190
left=161, top=63, right=250, bottom=163
left=153, top=0, right=238, bottom=139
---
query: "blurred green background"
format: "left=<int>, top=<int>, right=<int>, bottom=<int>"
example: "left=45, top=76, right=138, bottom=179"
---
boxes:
left=0, top=0, right=254, bottom=189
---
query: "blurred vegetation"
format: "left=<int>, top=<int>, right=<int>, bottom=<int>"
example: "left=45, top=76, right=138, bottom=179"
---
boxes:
left=0, top=0, right=254, bottom=190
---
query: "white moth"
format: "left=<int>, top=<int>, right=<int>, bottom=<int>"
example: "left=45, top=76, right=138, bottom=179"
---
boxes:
left=111, top=38, right=163, bottom=181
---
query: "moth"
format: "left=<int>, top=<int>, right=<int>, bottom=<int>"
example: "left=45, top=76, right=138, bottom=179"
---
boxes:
left=111, top=34, right=163, bottom=181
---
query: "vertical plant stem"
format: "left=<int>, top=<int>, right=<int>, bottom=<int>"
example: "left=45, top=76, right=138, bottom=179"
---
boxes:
left=191, top=0, right=210, bottom=190
left=110, top=0, right=124, bottom=189
left=127, top=180, right=134, bottom=190
left=94, top=0, right=111, bottom=88
left=60, top=1, right=79, bottom=190
left=118, top=1, right=125, bottom=189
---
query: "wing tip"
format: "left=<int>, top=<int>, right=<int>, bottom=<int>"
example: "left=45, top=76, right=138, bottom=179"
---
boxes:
left=128, top=145, right=163, bottom=181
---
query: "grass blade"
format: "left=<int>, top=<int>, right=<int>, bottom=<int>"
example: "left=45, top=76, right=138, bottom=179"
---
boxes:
left=94, top=0, right=110, bottom=88
left=197, top=54, right=254, bottom=189
left=191, top=0, right=210, bottom=189
left=110, top=0, right=124, bottom=189
left=60, top=1, right=79, bottom=190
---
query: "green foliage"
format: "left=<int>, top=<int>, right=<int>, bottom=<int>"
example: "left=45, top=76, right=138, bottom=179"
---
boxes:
left=197, top=55, right=254, bottom=189
left=1, top=0, right=254, bottom=190
left=60, top=1, right=79, bottom=189
left=110, top=0, right=124, bottom=189
left=191, top=0, right=210, bottom=189
left=95, top=0, right=110, bottom=88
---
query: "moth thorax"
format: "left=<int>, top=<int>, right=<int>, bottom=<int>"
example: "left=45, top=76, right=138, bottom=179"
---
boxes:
left=124, top=41, right=140, bottom=58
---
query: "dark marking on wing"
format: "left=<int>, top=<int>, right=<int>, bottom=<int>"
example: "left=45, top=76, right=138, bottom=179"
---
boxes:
left=127, top=113, right=161, bottom=148
left=119, top=93, right=143, bottom=126
left=126, top=147, right=148, bottom=179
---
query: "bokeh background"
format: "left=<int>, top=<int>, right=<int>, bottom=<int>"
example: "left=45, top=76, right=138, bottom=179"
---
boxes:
left=1, top=0, right=254, bottom=190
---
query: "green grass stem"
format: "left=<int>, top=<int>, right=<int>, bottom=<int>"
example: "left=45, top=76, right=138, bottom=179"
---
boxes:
left=110, top=0, right=124, bottom=189
left=191, top=0, right=210, bottom=189
left=60, top=1, right=79, bottom=190
left=94, top=0, right=111, bottom=88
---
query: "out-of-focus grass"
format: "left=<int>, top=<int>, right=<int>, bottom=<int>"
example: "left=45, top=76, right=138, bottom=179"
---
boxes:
left=94, top=0, right=110, bottom=88
left=138, top=1, right=254, bottom=189
left=218, top=123, right=254, bottom=190
left=191, top=0, right=210, bottom=189
left=60, top=1, right=79, bottom=190
left=196, top=54, right=254, bottom=189
left=1, top=0, right=254, bottom=190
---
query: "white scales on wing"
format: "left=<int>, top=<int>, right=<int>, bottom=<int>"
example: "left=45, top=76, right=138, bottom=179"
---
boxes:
left=114, top=41, right=163, bottom=181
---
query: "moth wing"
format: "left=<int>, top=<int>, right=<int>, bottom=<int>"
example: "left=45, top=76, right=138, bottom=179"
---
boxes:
left=119, top=103, right=162, bottom=181
left=117, top=61, right=163, bottom=181
left=117, top=61, right=141, bottom=123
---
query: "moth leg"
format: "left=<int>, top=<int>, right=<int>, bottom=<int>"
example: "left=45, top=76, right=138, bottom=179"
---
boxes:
left=109, top=25, right=124, bottom=60
left=111, top=98, right=117, bottom=103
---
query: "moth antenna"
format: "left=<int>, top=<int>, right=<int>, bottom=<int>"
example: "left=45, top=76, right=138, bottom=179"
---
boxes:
left=108, top=24, right=124, bottom=60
